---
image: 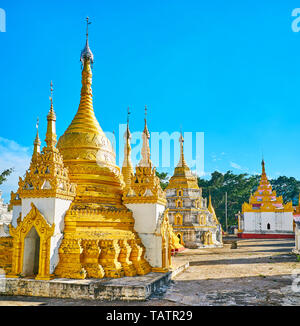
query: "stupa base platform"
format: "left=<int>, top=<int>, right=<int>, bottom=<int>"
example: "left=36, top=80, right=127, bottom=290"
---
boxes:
left=238, top=233, right=295, bottom=239
left=0, top=263, right=189, bottom=301
left=184, top=242, right=223, bottom=249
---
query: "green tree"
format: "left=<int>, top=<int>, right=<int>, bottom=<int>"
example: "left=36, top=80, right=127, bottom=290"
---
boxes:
left=157, top=168, right=300, bottom=230
left=155, top=171, right=169, bottom=190
left=0, top=168, right=13, bottom=185
left=198, top=171, right=260, bottom=229
left=270, top=176, right=300, bottom=205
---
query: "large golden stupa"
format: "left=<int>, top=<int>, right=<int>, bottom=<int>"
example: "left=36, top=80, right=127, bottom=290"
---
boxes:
left=52, top=21, right=152, bottom=279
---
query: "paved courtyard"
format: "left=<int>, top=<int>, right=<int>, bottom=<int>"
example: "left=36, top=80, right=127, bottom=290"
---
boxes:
left=0, top=238, right=299, bottom=306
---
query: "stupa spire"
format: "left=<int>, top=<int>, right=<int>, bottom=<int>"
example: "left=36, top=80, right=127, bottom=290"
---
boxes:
left=45, top=81, right=57, bottom=150
left=33, top=117, right=41, bottom=157
left=122, top=107, right=134, bottom=187
left=139, top=105, right=152, bottom=167
left=57, top=18, right=123, bottom=207
left=208, top=194, right=214, bottom=213
left=80, top=17, right=94, bottom=66
left=64, top=18, right=102, bottom=135
left=261, top=158, right=266, bottom=175
left=166, top=128, right=199, bottom=190
left=177, top=129, right=188, bottom=167
left=208, top=194, right=222, bottom=227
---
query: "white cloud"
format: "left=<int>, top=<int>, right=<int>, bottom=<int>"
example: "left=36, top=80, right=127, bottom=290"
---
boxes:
left=0, top=137, right=31, bottom=203
left=211, top=153, right=222, bottom=162
left=230, top=161, right=243, bottom=170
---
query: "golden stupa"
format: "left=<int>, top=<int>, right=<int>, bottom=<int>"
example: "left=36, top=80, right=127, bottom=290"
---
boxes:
left=54, top=20, right=151, bottom=279
left=242, top=160, right=293, bottom=213
left=166, top=133, right=199, bottom=191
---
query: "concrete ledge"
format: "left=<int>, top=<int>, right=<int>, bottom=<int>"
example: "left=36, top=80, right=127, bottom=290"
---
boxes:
left=1, top=263, right=189, bottom=301
left=170, top=262, right=189, bottom=279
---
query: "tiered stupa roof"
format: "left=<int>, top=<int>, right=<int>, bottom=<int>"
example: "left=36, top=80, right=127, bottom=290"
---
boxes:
left=122, top=107, right=166, bottom=205
left=242, top=160, right=293, bottom=213
left=16, top=84, right=76, bottom=201
left=166, top=132, right=199, bottom=190
left=121, top=108, right=134, bottom=188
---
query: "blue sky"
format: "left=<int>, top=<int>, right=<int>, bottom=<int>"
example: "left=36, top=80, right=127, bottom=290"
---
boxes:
left=1, top=0, right=300, bottom=201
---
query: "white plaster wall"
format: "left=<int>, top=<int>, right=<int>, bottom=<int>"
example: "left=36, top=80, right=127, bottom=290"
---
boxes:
left=125, top=203, right=165, bottom=234
left=295, top=224, right=300, bottom=251
left=49, top=234, right=63, bottom=274
left=21, top=198, right=72, bottom=274
left=12, top=205, right=22, bottom=228
left=244, top=212, right=255, bottom=232
left=243, top=211, right=294, bottom=233
left=22, top=227, right=39, bottom=276
left=125, top=203, right=165, bottom=268
left=139, top=234, right=162, bottom=267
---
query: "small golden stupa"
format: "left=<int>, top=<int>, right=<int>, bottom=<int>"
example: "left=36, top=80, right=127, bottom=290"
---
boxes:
left=239, top=159, right=294, bottom=238
left=242, top=160, right=293, bottom=213
left=165, top=132, right=223, bottom=248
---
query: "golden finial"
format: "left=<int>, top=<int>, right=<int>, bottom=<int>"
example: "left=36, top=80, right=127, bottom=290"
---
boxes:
left=34, top=117, right=40, bottom=143
left=143, top=105, right=150, bottom=137
left=112, top=130, right=115, bottom=150
left=139, top=104, right=151, bottom=167
left=177, top=126, right=187, bottom=168
left=126, top=107, right=131, bottom=140
left=50, top=80, right=53, bottom=99
left=48, top=81, right=55, bottom=117
left=122, top=107, right=133, bottom=181
left=86, top=16, right=91, bottom=40
left=49, top=80, right=54, bottom=109
left=179, top=125, right=184, bottom=142
left=33, top=117, right=41, bottom=155
left=144, top=104, right=147, bottom=117
left=127, top=106, right=131, bottom=125
left=80, top=17, right=94, bottom=65
left=261, top=158, right=266, bottom=175
left=45, top=81, right=57, bottom=150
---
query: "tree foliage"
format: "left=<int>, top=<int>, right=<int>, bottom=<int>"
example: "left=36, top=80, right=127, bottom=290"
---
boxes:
left=198, top=171, right=260, bottom=229
left=0, top=168, right=13, bottom=186
left=155, top=171, right=169, bottom=190
left=270, top=176, right=300, bottom=205
left=156, top=169, right=300, bottom=230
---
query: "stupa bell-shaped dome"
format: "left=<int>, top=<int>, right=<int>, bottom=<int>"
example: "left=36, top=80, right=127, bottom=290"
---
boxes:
left=57, top=24, right=124, bottom=207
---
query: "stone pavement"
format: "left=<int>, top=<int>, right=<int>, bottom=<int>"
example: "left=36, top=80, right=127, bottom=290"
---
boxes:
left=0, top=238, right=299, bottom=305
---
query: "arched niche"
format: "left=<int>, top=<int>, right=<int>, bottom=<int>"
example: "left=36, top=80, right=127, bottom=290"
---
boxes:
left=9, top=203, right=55, bottom=280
